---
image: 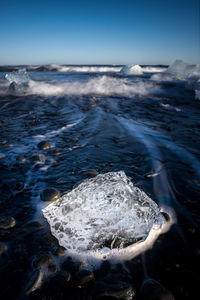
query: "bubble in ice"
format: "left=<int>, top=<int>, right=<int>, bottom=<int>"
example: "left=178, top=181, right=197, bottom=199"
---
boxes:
left=42, top=171, right=162, bottom=253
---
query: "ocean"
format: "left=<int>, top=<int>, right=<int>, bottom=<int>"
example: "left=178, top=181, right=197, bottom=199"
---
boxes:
left=0, top=61, right=200, bottom=299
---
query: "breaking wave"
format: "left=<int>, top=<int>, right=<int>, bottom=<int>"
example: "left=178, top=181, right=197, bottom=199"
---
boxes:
left=47, top=64, right=122, bottom=73
left=28, top=76, right=161, bottom=97
left=0, top=64, right=166, bottom=74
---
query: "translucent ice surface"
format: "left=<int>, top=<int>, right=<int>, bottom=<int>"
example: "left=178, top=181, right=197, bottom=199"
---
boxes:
left=151, top=60, right=200, bottom=98
left=120, top=64, right=144, bottom=75
left=5, top=68, right=29, bottom=85
left=151, top=60, right=200, bottom=81
left=5, top=69, right=29, bottom=94
left=42, top=171, right=162, bottom=253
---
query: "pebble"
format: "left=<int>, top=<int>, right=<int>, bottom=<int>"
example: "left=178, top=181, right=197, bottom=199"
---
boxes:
left=140, top=278, right=174, bottom=300
left=112, top=137, right=120, bottom=143
left=74, top=269, right=94, bottom=285
left=25, top=269, right=43, bottom=295
left=16, top=155, right=25, bottom=163
left=82, top=169, right=99, bottom=177
left=0, top=216, right=16, bottom=229
left=48, top=263, right=58, bottom=273
left=71, top=137, right=78, bottom=143
left=40, top=188, right=61, bottom=202
left=33, top=253, right=54, bottom=268
left=0, top=229, right=10, bottom=239
left=0, top=242, right=7, bottom=255
left=61, top=258, right=83, bottom=274
left=37, top=141, right=51, bottom=150
left=50, top=243, right=65, bottom=256
left=144, top=172, right=159, bottom=178
left=161, top=212, right=170, bottom=222
left=38, top=271, right=71, bottom=299
left=31, top=154, right=46, bottom=163
left=14, top=182, right=24, bottom=191
left=92, top=280, right=135, bottom=299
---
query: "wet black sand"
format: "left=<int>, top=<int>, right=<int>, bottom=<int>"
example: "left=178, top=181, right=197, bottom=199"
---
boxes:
left=0, top=75, right=200, bottom=299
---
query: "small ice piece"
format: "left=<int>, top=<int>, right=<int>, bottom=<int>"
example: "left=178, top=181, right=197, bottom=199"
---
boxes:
left=5, top=69, right=29, bottom=84
left=120, top=64, right=144, bottom=75
left=42, top=171, right=162, bottom=253
left=5, top=69, right=29, bottom=94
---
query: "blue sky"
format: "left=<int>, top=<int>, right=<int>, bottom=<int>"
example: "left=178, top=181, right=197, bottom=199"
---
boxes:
left=0, top=0, right=199, bottom=65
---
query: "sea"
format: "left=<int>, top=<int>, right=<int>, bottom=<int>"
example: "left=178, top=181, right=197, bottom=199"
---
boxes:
left=0, top=61, right=200, bottom=299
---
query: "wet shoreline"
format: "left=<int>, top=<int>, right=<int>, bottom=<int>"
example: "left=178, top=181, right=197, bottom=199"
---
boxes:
left=0, top=68, right=200, bottom=299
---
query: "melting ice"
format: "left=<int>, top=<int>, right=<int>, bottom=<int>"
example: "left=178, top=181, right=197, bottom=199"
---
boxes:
left=5, top=68, right=29, bottom=94
left=42, top=171, right=162, bottom=253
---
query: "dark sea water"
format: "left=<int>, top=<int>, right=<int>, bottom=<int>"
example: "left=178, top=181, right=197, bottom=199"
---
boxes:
left=0, top=63, right=200, bottom=299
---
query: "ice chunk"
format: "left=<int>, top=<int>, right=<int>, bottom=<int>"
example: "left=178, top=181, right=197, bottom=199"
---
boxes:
left=5, top=69, right=29, bottom=94
left=42, top=171, right=162, bottom=253
left=151, top=60, right=200, bottom=81
left=120, top=64, right=144, bottom=75
left=5, top=68, right=29, bottom=84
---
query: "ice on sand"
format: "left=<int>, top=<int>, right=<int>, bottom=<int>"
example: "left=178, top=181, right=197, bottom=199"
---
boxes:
left=42, top=171, right=162, bottom=252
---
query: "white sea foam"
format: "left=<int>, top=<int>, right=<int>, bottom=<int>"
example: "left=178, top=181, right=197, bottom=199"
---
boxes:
left=28, top=76, right=160, bottom=97
left=42, top=171, right=163, bottom=254
left=44, top=64, right=122, bottom=73
left=142, top=66, right=167, bottom=73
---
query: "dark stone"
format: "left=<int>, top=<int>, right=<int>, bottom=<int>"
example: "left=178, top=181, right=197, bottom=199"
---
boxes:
left=0, top=242, right=6, bottom=255
left=16, top=155, right=25, bottom=162
left=161, top=212, right=170, bottom=222
left=39, top=271, right=71, bottom=298
left=51, top=243, right=65, bottom=256
left=82, top=169, right=99, bottom=177
left=92, top=280, right=135, bottom=299
left=0, top=229, right=10, bottom=240
left=140, top=278, right=174, bottom=300
left=25, top=221, right=43, bottom=229
left=37, top=141, right=51, bottom=150
left=14, top=182, right=24, bottom=191
left=48, top=263, right=58, bottom=273
left=31, top=154, right=46, bottom=163
left=100, top=260, right=111, bottom=276
left=112, top=137, right=120, bottom=143
left=71, top=137, right=79, bottom=143
left=74, top=269, right=94, bottom=285
left=40, top=188, right=61, bottom=202
left=33, top=253, right=54, bottom=267
left=0, top=216, right=16, bottom=229
left=61, top=258, right=83, bottom=274
left=25, top=269, right=43, bottom=295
